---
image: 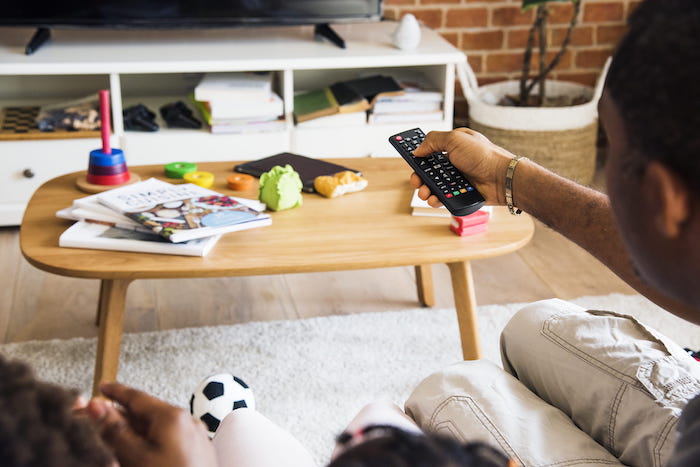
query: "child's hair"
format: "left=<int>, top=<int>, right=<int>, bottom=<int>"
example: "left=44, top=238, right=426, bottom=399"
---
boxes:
left=328, top=424, right=510, bottom=467
left=0, top=355, right=113, bottom=467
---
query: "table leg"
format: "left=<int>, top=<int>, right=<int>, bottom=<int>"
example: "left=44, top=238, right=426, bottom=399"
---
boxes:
left=93, top=278, right=132, bottom=396
left=95, top=280, right=109, bottom=327
left=414, top=264, right=435, bottom=307
left=447, top=261, right=482, bottom=360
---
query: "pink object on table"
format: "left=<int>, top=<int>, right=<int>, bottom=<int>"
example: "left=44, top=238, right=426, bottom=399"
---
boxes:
left=449, top=210, right=490, bottom=237
left=99, top=90, right=111, bottom=154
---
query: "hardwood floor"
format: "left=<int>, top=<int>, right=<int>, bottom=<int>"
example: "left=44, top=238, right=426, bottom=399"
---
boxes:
left=0, top=213, right=635, bottom=344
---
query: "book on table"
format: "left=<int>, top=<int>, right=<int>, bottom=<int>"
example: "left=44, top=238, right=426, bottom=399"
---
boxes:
left=96, top=178, right=271, bottom=243
left=59, top=221, right=221, bottom=257
left=56, top=205, right=154, bottom=234
left=410, top=189, right=492, bottom=220
left=68, top=178, right=265, bottom=216
left=410, top=188, right=450, bottom=217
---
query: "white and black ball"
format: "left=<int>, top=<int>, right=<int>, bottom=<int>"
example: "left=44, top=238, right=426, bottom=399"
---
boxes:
left=189, top=373, right=255, bottom=436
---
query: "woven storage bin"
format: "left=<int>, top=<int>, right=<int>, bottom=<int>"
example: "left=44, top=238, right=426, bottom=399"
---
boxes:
left=469, top=120, right=598, bottom=184
left=456, top=59, right=610, bottom=185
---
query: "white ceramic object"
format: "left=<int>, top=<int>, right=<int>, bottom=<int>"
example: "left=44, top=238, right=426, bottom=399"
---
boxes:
left=392, top=14, right=421, bottom=50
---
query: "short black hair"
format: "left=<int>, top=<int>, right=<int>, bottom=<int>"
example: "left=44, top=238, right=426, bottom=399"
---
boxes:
left=328, top=425, right=510, bottom=467
left=605, top=0, right=700, bottom=193
left=0, top=355, right=113, bottom=467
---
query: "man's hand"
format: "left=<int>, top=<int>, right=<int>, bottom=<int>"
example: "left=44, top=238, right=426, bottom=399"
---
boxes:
left=86, top=382, right=218, bottom=467
left=410, top=128, right=515, bottom=208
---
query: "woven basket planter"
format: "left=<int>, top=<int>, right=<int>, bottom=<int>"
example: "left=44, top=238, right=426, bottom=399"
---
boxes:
left=457, top=59, right=610, bottom=185
left=469, top=119, right=598, bottom=184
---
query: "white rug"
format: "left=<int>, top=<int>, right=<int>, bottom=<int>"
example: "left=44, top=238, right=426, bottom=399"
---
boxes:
left=1, top=293, right=699, bottom=464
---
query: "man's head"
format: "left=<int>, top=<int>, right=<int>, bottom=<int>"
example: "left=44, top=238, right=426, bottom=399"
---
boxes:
left=602, top=0, right=700, bottom=312
left=0, top=355, right=114, bottom=467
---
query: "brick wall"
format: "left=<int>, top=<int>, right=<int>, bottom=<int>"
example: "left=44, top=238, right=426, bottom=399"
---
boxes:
left=383, top=0, right=639, bottom=121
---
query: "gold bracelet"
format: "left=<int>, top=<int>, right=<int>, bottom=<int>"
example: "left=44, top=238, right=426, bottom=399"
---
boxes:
left=506, top=156, right=527, bottom=215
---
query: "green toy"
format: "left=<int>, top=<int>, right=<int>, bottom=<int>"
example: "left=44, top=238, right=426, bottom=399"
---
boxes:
left=258, top=164, right=303, bottom=211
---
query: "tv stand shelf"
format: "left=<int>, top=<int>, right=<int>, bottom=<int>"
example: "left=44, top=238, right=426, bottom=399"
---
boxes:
left=0, top=21, right=467, bottom=225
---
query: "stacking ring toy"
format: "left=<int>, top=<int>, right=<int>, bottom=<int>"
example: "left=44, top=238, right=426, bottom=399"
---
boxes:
left=86, top=171, right=132, bottom=186
left=183, top=171, right=215, bottom=188
left=227, top=173, right=254, bottom=191
left=164, top=162, right=198, bottom=179
left=89, top=148, right=125, bottom=166
left=88, top=162, right=128, bottom=176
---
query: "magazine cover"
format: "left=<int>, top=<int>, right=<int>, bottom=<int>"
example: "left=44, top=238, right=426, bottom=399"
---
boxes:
left=127, top=194, right=269, bottom=242
left=97, top=179, right=270, bottom=243
left=56, top=206, right=152, bottom=234
left=98, top=178, right=217, bottom=213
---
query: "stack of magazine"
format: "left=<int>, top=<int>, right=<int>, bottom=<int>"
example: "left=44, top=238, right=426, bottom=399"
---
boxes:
left=57, top=178, right=271, bottom=257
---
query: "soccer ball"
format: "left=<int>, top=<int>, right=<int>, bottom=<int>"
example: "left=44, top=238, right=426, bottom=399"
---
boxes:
left=189, top=373, right=255, bottom=436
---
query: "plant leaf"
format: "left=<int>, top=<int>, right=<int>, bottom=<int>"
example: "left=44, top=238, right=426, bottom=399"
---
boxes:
left=522, top=0, right=575, bottom=10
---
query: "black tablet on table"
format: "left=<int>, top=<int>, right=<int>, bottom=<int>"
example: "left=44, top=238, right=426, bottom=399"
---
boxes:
left=233, top=152, right=361, bottom=193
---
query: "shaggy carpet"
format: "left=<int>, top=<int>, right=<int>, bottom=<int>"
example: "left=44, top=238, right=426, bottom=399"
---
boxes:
left=2, top=293, right=698, bottom=464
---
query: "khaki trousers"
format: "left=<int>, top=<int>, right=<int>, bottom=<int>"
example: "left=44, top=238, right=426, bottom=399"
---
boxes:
left=405, top=299, right=700, bottom=467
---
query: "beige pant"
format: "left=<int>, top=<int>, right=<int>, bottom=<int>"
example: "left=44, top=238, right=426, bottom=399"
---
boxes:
left=405, top=299, right=700, bottom=467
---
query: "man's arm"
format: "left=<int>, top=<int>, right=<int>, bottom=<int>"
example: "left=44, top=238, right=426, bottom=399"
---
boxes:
left=412, top=129, right=697, bottom=322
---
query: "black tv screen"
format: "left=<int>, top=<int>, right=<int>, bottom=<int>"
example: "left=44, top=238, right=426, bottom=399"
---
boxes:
left=0, top=1, right=383, bottom=28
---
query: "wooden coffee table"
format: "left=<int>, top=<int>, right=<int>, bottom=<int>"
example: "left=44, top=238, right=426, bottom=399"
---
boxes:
left=20, top=158, right=533, bottom=395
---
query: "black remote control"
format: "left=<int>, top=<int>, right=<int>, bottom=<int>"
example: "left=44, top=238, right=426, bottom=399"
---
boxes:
left=389, top=128, right=485, bottom=217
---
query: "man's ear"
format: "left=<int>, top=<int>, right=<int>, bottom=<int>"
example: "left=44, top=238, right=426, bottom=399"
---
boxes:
left=644, top=161, right=690, bottom=238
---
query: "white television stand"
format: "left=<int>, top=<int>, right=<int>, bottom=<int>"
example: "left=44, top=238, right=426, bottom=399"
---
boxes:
left=0, top=21, right=467, bottom=225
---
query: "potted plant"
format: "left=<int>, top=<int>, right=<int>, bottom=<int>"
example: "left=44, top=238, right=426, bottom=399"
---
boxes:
left=457, top=0, right=610, bottom=184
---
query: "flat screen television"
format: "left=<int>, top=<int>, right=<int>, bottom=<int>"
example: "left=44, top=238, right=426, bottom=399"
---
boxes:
left=1, top=0, right=384, bottom=54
